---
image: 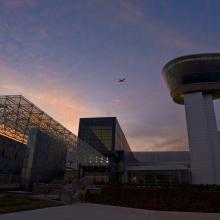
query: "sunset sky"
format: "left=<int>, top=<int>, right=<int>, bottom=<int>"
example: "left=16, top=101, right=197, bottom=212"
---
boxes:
left=1, top=0, right=220, bottom=151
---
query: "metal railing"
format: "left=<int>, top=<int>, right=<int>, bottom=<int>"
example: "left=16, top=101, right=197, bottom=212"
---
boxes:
left=32, top=177, right=93, bottom=203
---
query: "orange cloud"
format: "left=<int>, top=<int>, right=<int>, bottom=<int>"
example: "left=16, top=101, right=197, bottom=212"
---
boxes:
left=130, top=134, right=188, bottom=152
left=0, top=61, right=103, bottom=135
left=30, top=90, right=104, bottom=134
left=0, top=60, right=189, bottom=152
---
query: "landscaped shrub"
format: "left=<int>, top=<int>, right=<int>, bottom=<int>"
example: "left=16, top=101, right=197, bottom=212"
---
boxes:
left=85, top=186, right=220, bottom=213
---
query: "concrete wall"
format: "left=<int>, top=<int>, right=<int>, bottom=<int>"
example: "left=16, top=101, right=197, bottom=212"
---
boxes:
left=22, top=129, right=67, bottom=188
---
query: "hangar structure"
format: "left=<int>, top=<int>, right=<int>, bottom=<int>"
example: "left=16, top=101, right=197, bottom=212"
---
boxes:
left=0, top=95, right=109, bottom=188
left=0, top=95, right=74, bottom=145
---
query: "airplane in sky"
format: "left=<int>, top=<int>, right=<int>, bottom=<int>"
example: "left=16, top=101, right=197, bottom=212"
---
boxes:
left=119, top=78, right=126, bottom=82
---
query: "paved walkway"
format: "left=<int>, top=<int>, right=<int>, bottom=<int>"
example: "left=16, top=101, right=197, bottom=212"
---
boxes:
left=0, top=203, right=220, bottom=220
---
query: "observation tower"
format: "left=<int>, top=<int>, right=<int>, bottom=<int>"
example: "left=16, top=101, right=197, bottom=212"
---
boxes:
left=162, top=53, right=220, bottom=184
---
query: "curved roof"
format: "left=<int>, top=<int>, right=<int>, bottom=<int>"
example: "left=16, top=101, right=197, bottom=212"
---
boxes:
left=0, top=95, right=75, bottom=144
left=162, top=53, right=220, bottom=104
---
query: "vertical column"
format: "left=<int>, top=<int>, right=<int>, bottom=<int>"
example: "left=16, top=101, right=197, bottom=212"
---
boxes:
left=184, top=92, right=217, bottom=184
left=203, top=95, right=220, bottom=184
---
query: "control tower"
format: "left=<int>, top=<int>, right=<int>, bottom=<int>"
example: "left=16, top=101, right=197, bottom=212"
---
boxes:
left=162, top=53, right=220, bottom=184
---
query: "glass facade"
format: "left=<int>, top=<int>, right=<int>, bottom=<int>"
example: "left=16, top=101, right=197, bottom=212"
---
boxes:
left=89, top=126, right=112, bottom=151
left=78, top=118, right=115, bottom=156
left=78, top=120, right=114, bottom=154
left=115, top=121, right=131, bottom=152
left=128, top=170, right=190, bottom=185
left=78, top=117, right=137, bottom=183
left=78, top=117, right=134, bottom=157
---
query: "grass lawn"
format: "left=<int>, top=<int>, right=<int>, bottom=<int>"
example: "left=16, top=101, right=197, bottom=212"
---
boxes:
left=0, top=196, right=61, bottom=214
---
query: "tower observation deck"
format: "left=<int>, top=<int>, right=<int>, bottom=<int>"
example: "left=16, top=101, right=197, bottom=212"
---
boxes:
left=162, top=53, right=220, bottom=184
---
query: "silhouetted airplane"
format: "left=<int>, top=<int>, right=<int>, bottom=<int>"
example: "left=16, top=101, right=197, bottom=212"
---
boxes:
left=119, top=78, right=126, bottom=82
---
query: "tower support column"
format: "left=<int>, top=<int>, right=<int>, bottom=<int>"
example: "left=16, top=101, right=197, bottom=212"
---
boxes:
left=184, top=92, right=220, bottom=184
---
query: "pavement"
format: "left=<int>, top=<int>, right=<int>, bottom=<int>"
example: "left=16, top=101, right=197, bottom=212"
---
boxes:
left=0, top=203, right=220, bottom=220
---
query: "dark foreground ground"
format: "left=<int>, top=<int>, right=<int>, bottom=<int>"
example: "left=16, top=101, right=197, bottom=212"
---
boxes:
left=85, top=186, right=220, bottom=213
left=0, top=196, right=61, bottom=214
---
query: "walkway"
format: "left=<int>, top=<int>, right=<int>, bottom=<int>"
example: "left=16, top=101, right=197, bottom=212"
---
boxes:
left=0, top=203, right=219, bottom=220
